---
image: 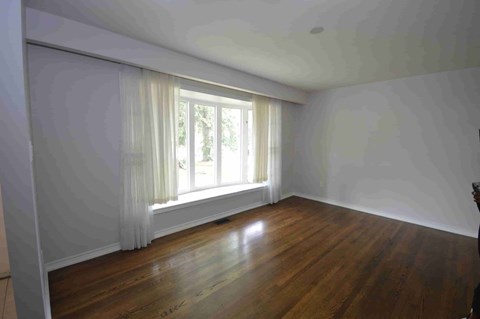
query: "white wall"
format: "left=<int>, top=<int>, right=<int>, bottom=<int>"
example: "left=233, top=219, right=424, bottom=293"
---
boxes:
left=153, top=190, right=264, bottom=235
left=294, top=68, right=480, bottom=237
left=28, top=45, right=297, bottom=265
left=282, top=102, right=298, bottom=196
left=0, top=1, right=49, bottom=317
left=28, top=44, right=122, bottom=263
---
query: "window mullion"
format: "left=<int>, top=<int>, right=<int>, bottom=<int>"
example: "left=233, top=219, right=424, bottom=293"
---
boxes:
left=241, top=108, right=248, bottom=183
left=188, top=101, right=195, bottom=191
left=215, top=106, right=222, bottom=186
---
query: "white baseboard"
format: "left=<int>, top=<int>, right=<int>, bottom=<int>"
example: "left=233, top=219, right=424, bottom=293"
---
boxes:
left=293, top=192, right=477, bottom=238
left=44, top=192, right=476, bottom=272
left=281, top=192, right=295, bottom=200
left=45, top=242, right=121, bottom=272
left=45, top=201, right=267, bottom=272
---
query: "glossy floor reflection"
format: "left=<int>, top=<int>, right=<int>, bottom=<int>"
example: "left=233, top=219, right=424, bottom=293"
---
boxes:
left=48, top=197, right=479, bottom=319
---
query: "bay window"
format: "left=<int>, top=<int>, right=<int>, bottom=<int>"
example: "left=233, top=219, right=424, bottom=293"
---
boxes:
left=177, top=89, right=253, bottom=193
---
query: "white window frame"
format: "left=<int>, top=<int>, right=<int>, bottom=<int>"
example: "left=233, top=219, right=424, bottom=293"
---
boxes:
left=178, top=96, right=252, bottom=195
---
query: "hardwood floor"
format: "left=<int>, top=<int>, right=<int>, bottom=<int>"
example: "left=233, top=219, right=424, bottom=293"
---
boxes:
left=48, top=197, right=479, bottom=318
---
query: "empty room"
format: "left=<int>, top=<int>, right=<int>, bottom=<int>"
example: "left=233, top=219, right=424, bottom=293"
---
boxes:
left=1, top=0, right=480, bottom=318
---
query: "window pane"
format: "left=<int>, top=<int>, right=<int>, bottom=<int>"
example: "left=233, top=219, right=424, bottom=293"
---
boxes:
left=194, top=104, right=215, bottom=187
left=221, top=108, right=241, bottom=184
left=247, top=110, right=253, bottom=182
left=177, top=101, right=188, bottom=191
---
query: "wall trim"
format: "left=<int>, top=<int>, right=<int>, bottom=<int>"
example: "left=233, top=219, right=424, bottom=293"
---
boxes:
left=43, top=190, right=471, bottom=272
left=281, top=192, right=295, bottom=200
left=45, top=201, right=267, bottom=272
left=293, top=192, right=477, bottom=238
left=45, top=242, right=121, bottom=272
left=43, top=191, right=476, bottom=271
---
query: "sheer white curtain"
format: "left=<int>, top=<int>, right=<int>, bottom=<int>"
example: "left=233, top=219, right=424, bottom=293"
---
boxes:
left=253, top=95, right=282, bottom=204
left=120, top=66, right=179, bottom=250
left=253, top=95, right=269, bottom=183
left=266, top=99, right=282, bottom=204
left=120, top=65, right=154, bottom=250
left=143, top=70, right=179, bottom=204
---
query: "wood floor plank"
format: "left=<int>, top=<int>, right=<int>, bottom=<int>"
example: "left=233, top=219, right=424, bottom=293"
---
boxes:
left=338, top=223, right=424, bottom=319
left=48, top=197, right=480, bottom=318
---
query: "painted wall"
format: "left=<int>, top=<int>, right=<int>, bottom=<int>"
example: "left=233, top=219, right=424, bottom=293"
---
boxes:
left=294, top=68, right=480, bottom=237
left=282, top=102, right=298, bottom=196
left=28, top=45, right=297, bottom=265
left=28, top=44, right=122, bottom=264
left=0, top=1, right=49, bottom=317
left=153, top=190, right=264, bottom=235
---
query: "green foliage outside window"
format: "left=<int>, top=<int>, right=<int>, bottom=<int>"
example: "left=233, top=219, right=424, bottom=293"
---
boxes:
left=177, top=102, right=239, bottom=163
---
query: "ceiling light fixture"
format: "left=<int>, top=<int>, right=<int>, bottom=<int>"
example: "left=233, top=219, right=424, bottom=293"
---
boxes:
left=310, top=27, right=325, bottom=34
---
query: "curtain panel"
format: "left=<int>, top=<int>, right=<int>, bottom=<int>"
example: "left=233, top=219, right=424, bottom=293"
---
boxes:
left=253, top=95, right=282, bottom=204
left=120, top=65, right=153, bottom=250
left=253, top=95, right=269, bottom=183
left=267, top=99, right=282, bottom=204
left=120, top=66, right=179, bottom=250
left=143, top=70, right=179, bottom=204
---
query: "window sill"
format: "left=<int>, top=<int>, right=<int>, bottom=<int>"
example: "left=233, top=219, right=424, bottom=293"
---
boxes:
left=152, top=183, right=265, bottom=214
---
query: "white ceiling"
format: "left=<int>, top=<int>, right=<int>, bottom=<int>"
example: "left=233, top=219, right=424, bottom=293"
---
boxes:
left=25, top=0, right=480, bottom=91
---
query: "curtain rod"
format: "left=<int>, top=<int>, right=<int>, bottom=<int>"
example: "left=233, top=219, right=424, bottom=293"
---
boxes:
left=27, top=41, right=124, bottom=66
